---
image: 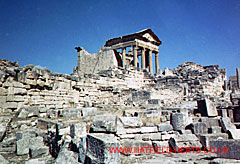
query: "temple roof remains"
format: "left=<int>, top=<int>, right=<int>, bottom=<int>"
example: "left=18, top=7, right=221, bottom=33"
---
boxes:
left=105, top=29, right=162, bottom=47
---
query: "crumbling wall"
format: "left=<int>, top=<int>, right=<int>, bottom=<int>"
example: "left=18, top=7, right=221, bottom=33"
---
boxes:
left=77, top=46, right=117, bottom=76
left=150, top=62, right=228, bottom=106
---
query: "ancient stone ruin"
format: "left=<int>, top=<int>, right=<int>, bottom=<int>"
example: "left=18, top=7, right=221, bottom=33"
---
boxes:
left=0, top=29, right=240, bottom=164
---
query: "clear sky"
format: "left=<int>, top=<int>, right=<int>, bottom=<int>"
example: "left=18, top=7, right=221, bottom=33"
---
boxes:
left=0, top=0, right=239, bottom=77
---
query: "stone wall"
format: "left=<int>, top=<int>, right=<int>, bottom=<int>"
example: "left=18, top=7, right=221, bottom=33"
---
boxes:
left=76, top=46, right=117, bottom=76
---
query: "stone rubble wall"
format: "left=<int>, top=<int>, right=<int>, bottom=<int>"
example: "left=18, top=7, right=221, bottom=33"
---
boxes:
left=0, top=60, right=231, bottom=114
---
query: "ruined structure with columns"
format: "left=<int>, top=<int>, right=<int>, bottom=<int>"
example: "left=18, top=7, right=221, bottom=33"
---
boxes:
left=75, top=29, right=162, bottom=76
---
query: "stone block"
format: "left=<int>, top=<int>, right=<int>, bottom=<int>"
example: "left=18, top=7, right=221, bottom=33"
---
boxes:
left=58, top=127, right=70, bottom=136
left=16, top=131, right=37, bottom=141
left=71, top=136, right=87, bottom=163
left=120, top=117, right=143, bottom=128
left=198, top=133, right=228, bottom=147
left=70, top=122, right=86, bottom=138
left=157, top=124, right=173, bottom=132
left=16, top=138, right=30, bottom=155
left=29, top=145, right=49, bottom=158
left=169, top=134, right=202, bottom=152
left=91, top=115, right=117, bottom=133
left=0, top=154, right=8, bottom=164
left=148, top=99, right=160, bottom=105
left=61, top=108, right=81, bottom=118
left=55, top=148, right=79, bottom=164
left=125, top=128, right=141, bottom=134
left=25, top=159, right=45, bottom=164
left=142, top=133, right=161, bottom=141
left=191, top=122, right=207, bottom=135
left=16, top=135, right=44, bottom=155
left=209, top=139, right=240, bottom=159
left=179, top=129, right=192, bottom=134
left=219, top=109, right=228, bottom=117
left=81, top=107, right=97, bottom=117
left=86, top=133, right=120, bottom=164
left=229, top=129, right=240, bottom=139
left=119, top=134, right=136, bottom=139
left=120, top=139, right=152, bottom=155
left=152, top=141, right=169, bottom=152
left=220, top=117, right=236, bottom=133
left=170, top=113, right=185, bottom=130
left=197, top=98, right=218, bottom=116
left=161, top=133, right=176, bottom=140
left=141, top=127, right=158, bottom=133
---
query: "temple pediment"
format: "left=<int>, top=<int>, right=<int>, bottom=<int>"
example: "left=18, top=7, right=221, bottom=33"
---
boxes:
left=105, top=29, right=162, bottom=47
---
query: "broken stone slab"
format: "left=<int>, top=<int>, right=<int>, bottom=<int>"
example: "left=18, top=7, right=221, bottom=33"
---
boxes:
left=55, top=148, right=79, bottom=164
left=86, top=133, right=120, bottom=164
left=157, top=124, right=173, bottom=132
left=209, top=139, right=240, bottom=159
left=198, top=133, right=228, bottom=148
left=170, top=113, right=185, bottom=130
left=91, top=115, right=117, bottom=133
left=190, top=122, right=207, bottom=135
left=70, top=122, right=86, bottom=138
left=197, top=98, right=218, bottom=117
left=119, top=117, right=143, bottom=128
left=141, top=126, right=158, bottom=133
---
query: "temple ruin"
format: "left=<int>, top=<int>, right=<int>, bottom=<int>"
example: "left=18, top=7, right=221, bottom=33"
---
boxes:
left=75, top=29, right=162, bottom=75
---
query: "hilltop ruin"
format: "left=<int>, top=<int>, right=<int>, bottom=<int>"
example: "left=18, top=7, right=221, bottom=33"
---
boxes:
left=0, top=29, right=240, bottom=164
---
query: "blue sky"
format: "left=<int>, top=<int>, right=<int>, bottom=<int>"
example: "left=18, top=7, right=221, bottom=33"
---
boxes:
left=0, top=0, right=239, bottom=77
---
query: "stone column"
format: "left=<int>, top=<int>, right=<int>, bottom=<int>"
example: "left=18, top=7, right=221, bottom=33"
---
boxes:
left=237, top=68, right=240, bottom=89
left=224, top=80, right=228, bottom=91
left=141, top=47, right=146, bottom=69
left=155, top=52, right=159, bottom=74
left=122, top=47, right=126, bottom=68
left=133, top=46, right=138, bottom=68
left=149, top=50, right=153, bottom=74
